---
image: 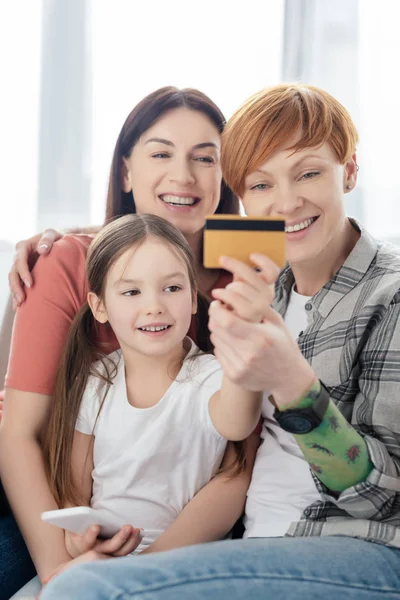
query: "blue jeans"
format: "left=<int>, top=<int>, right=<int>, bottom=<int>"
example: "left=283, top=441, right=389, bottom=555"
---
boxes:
left=41, top=536, right=400, bottom=600
left=0, top=513, right=36, bottom=600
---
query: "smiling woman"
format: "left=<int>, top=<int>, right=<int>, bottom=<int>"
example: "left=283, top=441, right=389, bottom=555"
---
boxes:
left=222, top=83, right=359, bottom=294
left=121, top=108, right=223, bottom=239
left=241, top=142, right=359, bottom=283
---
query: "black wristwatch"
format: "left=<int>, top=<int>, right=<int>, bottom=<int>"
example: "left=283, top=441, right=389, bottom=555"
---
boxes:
left=273, top=381, right=330, bottom=434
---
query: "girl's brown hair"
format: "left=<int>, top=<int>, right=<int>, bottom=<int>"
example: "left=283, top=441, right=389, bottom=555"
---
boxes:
left=45, top=213, right=245, bottom=507
left=106, top=86, right=239, bottom=222
left=221, top=83, right=359, bottom=197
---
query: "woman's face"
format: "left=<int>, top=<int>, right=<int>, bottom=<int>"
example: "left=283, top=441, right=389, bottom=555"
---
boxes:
left=241, top=139, right=357, bottom=267
left=122, top=108, right=222, bottom=238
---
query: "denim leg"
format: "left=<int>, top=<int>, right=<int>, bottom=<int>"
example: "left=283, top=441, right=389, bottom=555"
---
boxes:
left=0, top=513, right=36, bottom=600
left=41, top=536, right=400, bottom=600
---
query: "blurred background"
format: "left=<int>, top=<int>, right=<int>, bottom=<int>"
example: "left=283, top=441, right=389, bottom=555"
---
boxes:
left=1, top=0, right=400, bottom=317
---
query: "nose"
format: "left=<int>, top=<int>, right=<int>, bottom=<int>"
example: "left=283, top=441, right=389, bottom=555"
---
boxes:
left=272, top=186, right=303, bottom=216
left=144, top=292, right=166, bottom=317
left=169, top=157, right=196, bottom=186
left=145, top=303, right=165, bottom=317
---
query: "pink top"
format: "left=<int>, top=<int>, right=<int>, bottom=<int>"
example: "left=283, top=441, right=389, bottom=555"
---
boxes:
left=5, top=235, right=232, bottom=395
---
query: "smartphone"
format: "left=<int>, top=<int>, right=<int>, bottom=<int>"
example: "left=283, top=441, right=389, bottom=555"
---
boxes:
left=203, top=215, right=285, bottom=269
left=41, top=506, right=128, bottom=539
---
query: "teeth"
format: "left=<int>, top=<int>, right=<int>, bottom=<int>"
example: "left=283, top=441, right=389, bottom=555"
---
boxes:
left=140, top=325, right=169, bottom=332
left=285, top=218, right=314, bottom=233
left=161, top=195, right=196, bottom=206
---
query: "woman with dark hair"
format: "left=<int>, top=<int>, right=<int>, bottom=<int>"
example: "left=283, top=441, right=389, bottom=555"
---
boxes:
left=8, top=87, right=238, bottom=306
left=0, top=87, right=257, bottom=599
left=105, top=86, right=237, bottom=221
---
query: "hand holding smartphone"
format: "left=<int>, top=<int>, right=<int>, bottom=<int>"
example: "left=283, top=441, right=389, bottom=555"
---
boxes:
left=203, top=215, right=285, bottom=269
left=41, top=506, right=128, bottom=539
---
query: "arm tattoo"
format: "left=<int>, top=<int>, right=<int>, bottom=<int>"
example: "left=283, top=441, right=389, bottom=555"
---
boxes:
left=290, top=383, right=373, bottom=493
left=307, top=443, right=334, bottom=456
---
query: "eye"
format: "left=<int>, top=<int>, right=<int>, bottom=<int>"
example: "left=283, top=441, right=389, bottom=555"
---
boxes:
left=165, top=285, right=182, bottom=293
left=250, top=183, right=269, bottom=191
left=300, top=171, right=320, bottom=180
left=122, top=289, right=140, bottom=297
left=194, top=156, right=215, bottom=164
left=152, top=152, right=170, bottom=159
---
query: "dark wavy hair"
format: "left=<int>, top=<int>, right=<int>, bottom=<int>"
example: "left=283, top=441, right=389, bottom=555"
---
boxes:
left=105, top=86, right=239, bottom=222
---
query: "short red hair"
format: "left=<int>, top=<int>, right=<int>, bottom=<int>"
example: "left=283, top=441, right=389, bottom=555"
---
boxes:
left=221, top=83, right=358, bottom=196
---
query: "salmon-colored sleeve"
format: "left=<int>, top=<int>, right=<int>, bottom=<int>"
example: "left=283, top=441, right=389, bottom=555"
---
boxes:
left=5, top=235, right=91, bottom=395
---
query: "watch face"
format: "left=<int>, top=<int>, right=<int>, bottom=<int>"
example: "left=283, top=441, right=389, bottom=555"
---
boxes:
left=279, top=413, right=314, bottom=434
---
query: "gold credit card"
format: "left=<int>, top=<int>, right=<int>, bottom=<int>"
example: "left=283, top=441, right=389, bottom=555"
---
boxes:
left=203, top=215, right=286, bottom=269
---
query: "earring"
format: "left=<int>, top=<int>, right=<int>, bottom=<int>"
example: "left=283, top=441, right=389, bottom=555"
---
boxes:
left=346, top=185, right=352, bottom=190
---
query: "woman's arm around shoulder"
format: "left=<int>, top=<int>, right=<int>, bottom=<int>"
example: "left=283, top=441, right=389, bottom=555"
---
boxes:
left=6, top=235, right=92, bottom=396
left=9, top=226, right=101, bottom=307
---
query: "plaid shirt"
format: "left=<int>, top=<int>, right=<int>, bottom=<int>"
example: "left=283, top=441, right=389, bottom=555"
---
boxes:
left=273, top=218, right=400, bottom=547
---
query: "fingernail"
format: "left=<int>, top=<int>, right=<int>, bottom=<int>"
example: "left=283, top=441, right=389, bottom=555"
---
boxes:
left=23, top=279, right=31, bottom=288
left=38, top=244, right=49, bottom=252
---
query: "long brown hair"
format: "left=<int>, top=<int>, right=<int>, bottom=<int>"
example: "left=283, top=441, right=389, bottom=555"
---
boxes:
left=45, top=214, right=244, bottom=507
left=105, top=86, right=239, bottom=221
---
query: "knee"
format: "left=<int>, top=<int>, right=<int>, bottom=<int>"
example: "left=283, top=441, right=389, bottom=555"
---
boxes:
left=40, top=564, right=105, bottom=600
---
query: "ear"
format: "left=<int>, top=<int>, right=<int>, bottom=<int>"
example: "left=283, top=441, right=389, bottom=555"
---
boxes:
left=121, top=157, right=132, bottom=193
left=87, top=292, right=108, bottom=324
left=344, top=153, right=358, bottom=193
left=192, top=290, right=198, bottom=315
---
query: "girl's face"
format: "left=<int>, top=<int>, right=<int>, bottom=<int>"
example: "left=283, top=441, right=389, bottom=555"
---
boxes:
left=90, top=238, right=196, bottom=359
left=241, top=140, right=357, bottom=267
left=122, top=108, right=222, bottom=238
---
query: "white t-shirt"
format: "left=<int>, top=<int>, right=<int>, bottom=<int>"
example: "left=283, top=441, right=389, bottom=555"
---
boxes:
left=244, top=287, right=321, bottom=538
left=75, top=339, right=226, bottom=552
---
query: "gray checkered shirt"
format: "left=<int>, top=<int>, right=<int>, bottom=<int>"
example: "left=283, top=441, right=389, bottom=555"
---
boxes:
left=273, top=218, right=400, bottom=547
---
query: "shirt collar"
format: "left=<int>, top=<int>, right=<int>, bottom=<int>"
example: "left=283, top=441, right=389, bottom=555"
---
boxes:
left=274, top=218, right=379, bottom=319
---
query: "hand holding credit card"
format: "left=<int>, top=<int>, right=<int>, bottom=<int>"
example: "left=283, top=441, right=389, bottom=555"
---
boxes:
left=203, top=215, right=285, bottom=269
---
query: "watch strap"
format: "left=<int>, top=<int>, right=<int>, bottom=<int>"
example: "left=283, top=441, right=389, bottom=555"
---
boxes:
left=272, top=380, right=330, bottom=432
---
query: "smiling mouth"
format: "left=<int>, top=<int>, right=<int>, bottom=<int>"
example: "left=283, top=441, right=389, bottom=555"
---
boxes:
left=159, top=195, right=200, bottom=207
left=138, top=325, right=172, bottom=332
left=285, top=217, right=318, bottom=233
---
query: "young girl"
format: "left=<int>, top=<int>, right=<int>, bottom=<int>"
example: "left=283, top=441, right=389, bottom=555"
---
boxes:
left=44, top=213, right=262, bottom=558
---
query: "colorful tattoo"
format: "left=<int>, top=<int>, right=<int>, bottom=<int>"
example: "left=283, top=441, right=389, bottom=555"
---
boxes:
left=289, top=381, right=373, bottom=493
left=310, top=463, right=323, bottom=474
left=307, top=443, right=334, bottom=456
left=346, top=445, right=361, bottom=463
left=328, top=415, right=340, bottom=432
